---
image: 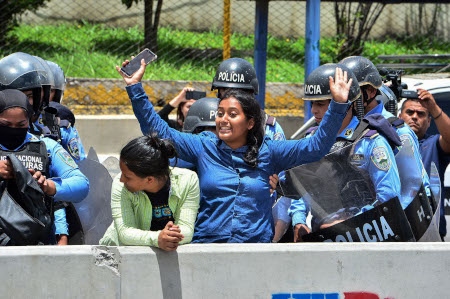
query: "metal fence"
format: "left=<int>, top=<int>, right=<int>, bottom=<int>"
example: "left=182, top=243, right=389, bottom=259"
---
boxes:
left=0, top=1, right=449, bottom=113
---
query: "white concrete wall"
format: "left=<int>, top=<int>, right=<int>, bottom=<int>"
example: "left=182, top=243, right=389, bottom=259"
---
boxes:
left=75, top=115, right=143, bottom=157
left=1, top=243, right=450, bottom=298
left=22, top=1, right=450, bottom=39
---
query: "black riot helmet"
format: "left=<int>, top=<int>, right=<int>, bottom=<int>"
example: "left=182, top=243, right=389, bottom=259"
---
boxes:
left=339, top=56, right=382, bottom=89
left=33, top=55, right=55, bottom=109
left=211, top=58, right=259, bottom=95
left=0, top=52, right=43, bottom=116
left=304, top=63, right=361, bottom=102
left=183, top=97, right=219, bottom=133
left=46, top=60, right=66, bottom=103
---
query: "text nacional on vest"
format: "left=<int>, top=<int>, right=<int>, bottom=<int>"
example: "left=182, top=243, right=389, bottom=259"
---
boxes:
left=0, top=154, right=44, bottom=172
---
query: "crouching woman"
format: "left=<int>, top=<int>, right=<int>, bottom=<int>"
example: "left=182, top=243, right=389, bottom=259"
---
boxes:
left=100, top=134, right=200, bottom=251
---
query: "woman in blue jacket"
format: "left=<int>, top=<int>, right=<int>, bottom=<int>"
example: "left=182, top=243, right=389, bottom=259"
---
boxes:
left=117, top=59, right=353, bottom=243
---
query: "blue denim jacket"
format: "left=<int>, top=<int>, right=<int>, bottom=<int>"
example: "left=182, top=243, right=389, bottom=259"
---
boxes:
left=127, top=83, right=349, bottom=243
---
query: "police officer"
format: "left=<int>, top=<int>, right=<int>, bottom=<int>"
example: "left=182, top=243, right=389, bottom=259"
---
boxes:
left=46, top=60, right=87, bottom=163
left=0, top=53, right=84, bottom=245
left=211, top=57, right=286, bottom=141
left=0, top=89, right=89, bottom=245
left=182, top=97, right=219, bottom=134
left=339, top=56, right=431, bottom=208
left=288, top=63, right=402, bottom=240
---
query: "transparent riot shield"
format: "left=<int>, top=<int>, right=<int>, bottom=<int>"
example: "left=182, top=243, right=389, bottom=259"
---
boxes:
left=87, top=146, right=99, bottom=162
left=72, top=158, right=113, bottom=245
left=272, top=196, right=292, bottom=242
left=395, top=138, right=423, bottom=208
left=429, top=162, right=441, bottom=212
left=102, top=156, right=120, bottom=180
left=280, top=141, right=415, bottom=242
left=445, top=165, right=450, bottom=242
left=398, top=139, right=440, bottom=241
left=418, top=162, right=442, bottom=242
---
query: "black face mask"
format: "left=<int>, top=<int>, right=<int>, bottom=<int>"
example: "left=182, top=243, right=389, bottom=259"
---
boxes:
left=0, top=125, right=28, bottom=150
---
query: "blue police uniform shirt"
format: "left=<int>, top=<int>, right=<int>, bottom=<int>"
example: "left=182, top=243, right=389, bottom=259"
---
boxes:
left=127, top=83, right=349, bottom=243
left=35, top=115, right=86, bottom=163
left=35, top=116, right=87, bottom=236
left=265, top=121, right=286, bottom=141
left=0, top=132, right=90, bottom=203
left=366, top=98, right=431, bottom=200
left=419, top=134, right=450, bottom=237
left=289, top=116, right=401, bottom=226
left=60, top=125, right=86, bottom=163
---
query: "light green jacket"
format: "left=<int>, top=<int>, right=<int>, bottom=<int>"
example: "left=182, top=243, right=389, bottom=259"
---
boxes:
left=99, top=167, right=200, bottom=247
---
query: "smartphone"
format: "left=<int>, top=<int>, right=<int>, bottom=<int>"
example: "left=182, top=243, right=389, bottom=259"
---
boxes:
left=120, top=48, right=157, bottom=77
left=401, top=89, right=419, bottom=99
left=186, top=90, right=207, bottom=100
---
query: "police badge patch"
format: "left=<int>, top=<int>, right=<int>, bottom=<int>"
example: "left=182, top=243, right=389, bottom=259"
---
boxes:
left=68, top=138, right=80, bottom=160
left=371, top=146, right=390, bottom=171
left=57, top=149, right=78, bottom=168
left=344, top=128, right=353, bottom=137
left=273, top=132, right=283, bottom=141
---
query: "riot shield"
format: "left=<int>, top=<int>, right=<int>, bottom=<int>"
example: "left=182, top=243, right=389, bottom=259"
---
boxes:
left=302, top=198, right=414, bottom=242
left=272, top=196, right=292, bottom=242
left=417, top=162, right=442, bottom=242
left=280, top=141, right=415, bottom=242
left=102, top=156, right=120, bottom=180
left=445, top=165, right=450, bottom=242
left=429, top=162, right=441, bottom=213
left=87, top=146, right=100, bottom=162
left=72, top=158, right=113, bottom=245
left=281, top=142, right=378, bottom=231
left=397, top=139, right=440, bottom=241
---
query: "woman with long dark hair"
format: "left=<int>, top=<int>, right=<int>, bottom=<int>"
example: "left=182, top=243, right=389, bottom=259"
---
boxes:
left=116, top=59, right=352, bottom=243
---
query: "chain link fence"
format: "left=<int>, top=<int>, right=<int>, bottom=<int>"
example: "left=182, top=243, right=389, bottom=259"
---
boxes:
left=0, top=1, right=449, bottom=115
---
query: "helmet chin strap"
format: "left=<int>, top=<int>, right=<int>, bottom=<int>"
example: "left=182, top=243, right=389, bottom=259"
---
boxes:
left=362, top=88, right=376, bottom=107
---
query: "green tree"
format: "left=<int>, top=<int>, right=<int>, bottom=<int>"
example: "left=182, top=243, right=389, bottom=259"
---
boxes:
left=0, top=0, right=50, bottom=47
left=121, top=0, right=163, bottom=53
left=334, top=2, right=385, bottom=61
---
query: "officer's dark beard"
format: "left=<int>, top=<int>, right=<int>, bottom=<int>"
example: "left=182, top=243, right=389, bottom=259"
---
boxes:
left=0, top=125, right=28, bottom=150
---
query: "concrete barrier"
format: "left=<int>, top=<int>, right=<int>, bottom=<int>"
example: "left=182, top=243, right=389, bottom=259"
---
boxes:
left=1, top=243, right=449, bottom=298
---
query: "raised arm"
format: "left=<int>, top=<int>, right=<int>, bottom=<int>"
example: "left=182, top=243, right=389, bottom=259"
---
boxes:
left=116, top=59, right=202, bottom=163
left=270, top=68, right=351, bottom=173
left=417, top=88, right=450, bottom=153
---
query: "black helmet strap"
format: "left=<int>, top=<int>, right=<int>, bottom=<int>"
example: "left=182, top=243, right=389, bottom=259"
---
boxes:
left=362, top=87, right=376, bottom=107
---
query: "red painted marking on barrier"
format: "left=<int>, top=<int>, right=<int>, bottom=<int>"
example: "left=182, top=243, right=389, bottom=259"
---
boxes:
left=344, top=292, right=380, bottom=299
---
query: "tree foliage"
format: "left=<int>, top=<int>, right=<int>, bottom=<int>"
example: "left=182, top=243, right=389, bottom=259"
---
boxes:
left=121, top=0, right=163, bottom=53
left=0, top=0, right=50, bottom=47
left=334, top=2, right=385, bottom=61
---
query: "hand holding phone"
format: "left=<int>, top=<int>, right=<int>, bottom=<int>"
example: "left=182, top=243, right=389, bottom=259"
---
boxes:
left=120, top=48, right=157, bottom=77
left=186, top=90, right=207, bottom=100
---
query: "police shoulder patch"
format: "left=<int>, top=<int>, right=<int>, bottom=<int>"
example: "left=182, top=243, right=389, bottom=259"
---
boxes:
left=57, top=149, right=78, bottom=168
left=68, top=138, right=81, bottom=160
left=29, top=134, right=40, bottom=142
left=272, top=132, right=283, bottom=141
left=371, top=146, right=390, bottom=171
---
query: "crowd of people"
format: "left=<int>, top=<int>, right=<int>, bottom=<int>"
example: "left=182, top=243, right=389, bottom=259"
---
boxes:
left=0, top=51, right=448, bottom=248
